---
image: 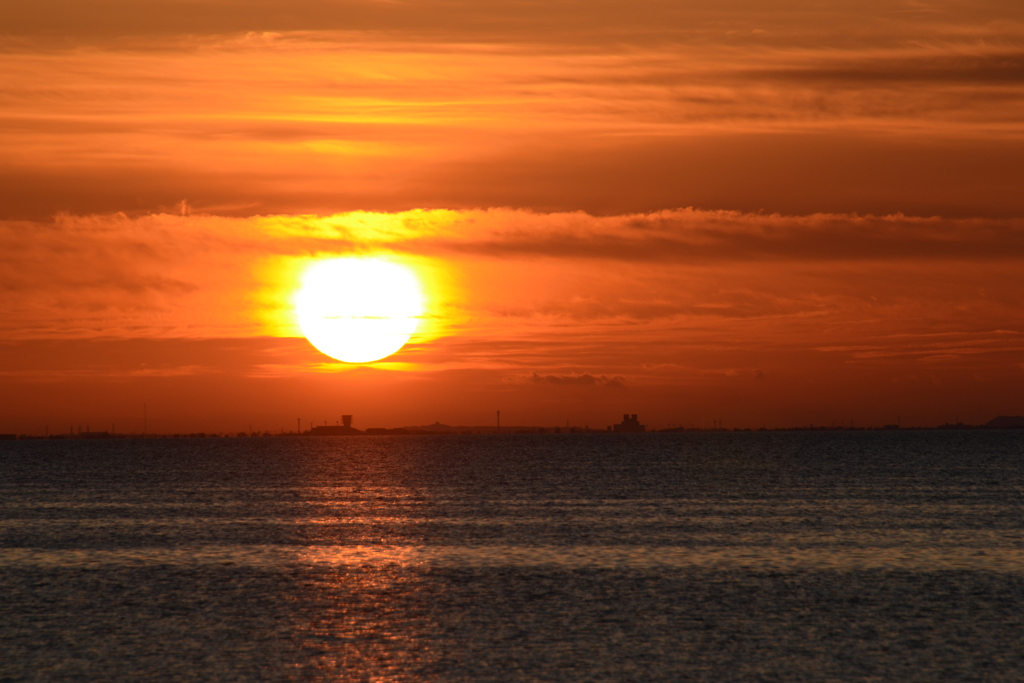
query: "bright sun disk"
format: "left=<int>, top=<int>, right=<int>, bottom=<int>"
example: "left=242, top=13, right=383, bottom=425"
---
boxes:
left=295, top=258, right=424, bottom=363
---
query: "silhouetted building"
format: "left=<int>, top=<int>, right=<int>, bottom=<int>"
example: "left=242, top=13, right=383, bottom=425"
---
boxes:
left=309, top=415, right=362, bottom=435
left=612, top=414, right=645, bottom=433
left=309, top=425, right=363, bottom=435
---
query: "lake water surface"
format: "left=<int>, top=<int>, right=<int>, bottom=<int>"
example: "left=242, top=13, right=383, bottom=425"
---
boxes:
left=2, top=432, right=1023, bottom=681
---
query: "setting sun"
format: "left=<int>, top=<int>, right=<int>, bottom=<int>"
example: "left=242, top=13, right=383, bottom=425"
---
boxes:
left=295, top=258, right=424, bottom=363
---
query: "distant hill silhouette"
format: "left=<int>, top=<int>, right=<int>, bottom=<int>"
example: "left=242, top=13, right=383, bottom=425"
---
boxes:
left=985, top=416, right=1024, bottom=428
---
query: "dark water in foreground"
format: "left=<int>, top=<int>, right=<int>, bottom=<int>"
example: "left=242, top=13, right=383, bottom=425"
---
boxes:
left=2, top=432, right=1024, bottom=681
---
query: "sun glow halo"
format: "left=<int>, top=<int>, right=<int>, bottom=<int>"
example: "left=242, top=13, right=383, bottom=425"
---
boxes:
left=296, top=258, right=424, bottom=363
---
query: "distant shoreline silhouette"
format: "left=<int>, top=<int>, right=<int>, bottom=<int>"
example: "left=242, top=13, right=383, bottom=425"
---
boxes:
left=4, top=415, right=1024, bottom=441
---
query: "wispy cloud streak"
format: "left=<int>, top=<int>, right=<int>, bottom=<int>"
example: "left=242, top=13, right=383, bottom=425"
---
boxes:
left=2, top=7, right=1024, bottom=218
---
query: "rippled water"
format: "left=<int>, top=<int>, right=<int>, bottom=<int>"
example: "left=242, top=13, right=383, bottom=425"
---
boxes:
left=3, top=432, right=1024, bottom=681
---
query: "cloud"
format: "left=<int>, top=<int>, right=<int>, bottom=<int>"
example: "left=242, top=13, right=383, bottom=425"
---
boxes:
left=3, top=17, right=1024, bottom=221
left=401, top=209, right=1024, bottom=264
left=4, top=1, right=1022, bottom=49
left=749, top=50, right=1024, bottom=86
left=5, top=206, right=1024, bottom=341
left=1, top=205, right=1022, bottom=423
left=531, top=372, right=624, bottom=387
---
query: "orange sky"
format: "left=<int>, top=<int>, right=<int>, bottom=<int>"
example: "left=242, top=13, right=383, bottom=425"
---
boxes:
left=2, top=1, right=1024, bottom=432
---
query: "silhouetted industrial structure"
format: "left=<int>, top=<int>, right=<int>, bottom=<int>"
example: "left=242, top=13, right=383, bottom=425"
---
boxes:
left=611, top=414, right=645, bottom=433
left=309, top=414, right=362, bottom=435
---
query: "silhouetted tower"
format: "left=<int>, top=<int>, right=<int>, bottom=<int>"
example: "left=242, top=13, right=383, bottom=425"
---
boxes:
left=612, top=414, right=645, bottom=433
left=342, top=415, right=353, bottom=428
